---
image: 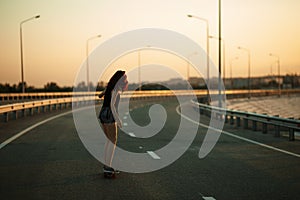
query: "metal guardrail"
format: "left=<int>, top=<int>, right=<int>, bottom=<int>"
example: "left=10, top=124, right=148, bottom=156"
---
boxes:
left=1, top=89, right=300, bottom=125
left=0, top=90, right=192, bottom=122
left=0, top=92, right=93, bottom=106
left=1, top=89, right=300, bottom=103
left=0, top=96, right=97, bottom=122
left=0, top=90, right=195, bottom=102
left=191, top=99, right=300, bottom=141
left=0, top=89, right=300, bottom=102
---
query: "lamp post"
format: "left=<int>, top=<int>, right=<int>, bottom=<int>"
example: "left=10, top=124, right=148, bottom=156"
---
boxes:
left=229, top=57, right=239, bottom=89
left=187, top=14, right=210, bottom=104
left=138, top=50, right=141, bottom=91
left=86, top=34, right=101, bottom=92
left=186, top=52, right=198, bottom=89
left=237, top=46, right=251, bottom=98
left=20, top=15, right=40, bottom=93
left=218, top=0, right=222, bottom=108
left=269, top=53, right=281, bottom=97
left=137, top=45, right=151, bottom=91
left=209, top=35, right=226, bottom=83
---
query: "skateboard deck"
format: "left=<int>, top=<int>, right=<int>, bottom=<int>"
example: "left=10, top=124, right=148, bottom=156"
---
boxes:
left=103, top=169, right=116, bottom=178
left=104, top=171, right=115, bottom=178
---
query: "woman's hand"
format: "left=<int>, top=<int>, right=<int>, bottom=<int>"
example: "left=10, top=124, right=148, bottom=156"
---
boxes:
left=98, top=88, right=106, bottom=98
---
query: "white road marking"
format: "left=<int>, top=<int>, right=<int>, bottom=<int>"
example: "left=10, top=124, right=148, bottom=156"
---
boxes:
left=123, top=122, right=128, bottom=126
left=123, top=116, right=128, bottom=119
left=147, top=151, right=161, bottom=159
left=0, top=110, right=73, bottom=150
left=198, top=192, right=216, bottom=199
left=128, top=132, right=136, bottom=137
left=203, top=197, right=216, bottom=200
left=176, top=105, right=300, bottom=158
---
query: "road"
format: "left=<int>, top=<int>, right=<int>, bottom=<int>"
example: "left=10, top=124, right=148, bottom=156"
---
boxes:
left=0, top=99, right=300, bottom=200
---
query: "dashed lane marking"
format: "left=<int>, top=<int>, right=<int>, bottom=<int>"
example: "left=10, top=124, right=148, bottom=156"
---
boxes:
left=147, top=151, right=161, bottom=159
left=203, top=197, right=216, bottom=200
left=128, top=132, right=136, bottom=137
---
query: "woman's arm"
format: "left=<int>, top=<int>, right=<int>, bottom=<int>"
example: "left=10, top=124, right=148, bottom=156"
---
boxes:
left=111, top=89, right=122, bottom=128
left=98, top=88, right=106, bottom=98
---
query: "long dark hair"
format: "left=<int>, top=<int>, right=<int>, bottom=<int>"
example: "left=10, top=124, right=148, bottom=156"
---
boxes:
left=98, top=70, right=126, bottom=98
left=105, top=70, right=126, bottom=94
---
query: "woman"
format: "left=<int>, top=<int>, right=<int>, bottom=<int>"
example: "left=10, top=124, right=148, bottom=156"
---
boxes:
left=98, top=70, right=128, bottom=175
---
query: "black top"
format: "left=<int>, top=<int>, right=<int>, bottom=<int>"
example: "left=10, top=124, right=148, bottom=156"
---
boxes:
left=102, top=89, right=120, bottom=109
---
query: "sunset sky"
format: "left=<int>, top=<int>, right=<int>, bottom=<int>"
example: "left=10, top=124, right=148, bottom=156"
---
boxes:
left=0, top=0, right=299, bottom=87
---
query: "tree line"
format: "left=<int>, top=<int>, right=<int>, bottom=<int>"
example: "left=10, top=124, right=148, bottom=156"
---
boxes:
left=0, top=82, right=71, bottom=93
left=1, top=74, right=299, bottom=93
left=0, top=81, right=192, bottom=93
left=0, top=81, right=106, bottom=93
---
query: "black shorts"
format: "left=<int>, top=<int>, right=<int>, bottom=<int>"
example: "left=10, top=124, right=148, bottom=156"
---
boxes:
left=99, top=107, right=115, bottom=123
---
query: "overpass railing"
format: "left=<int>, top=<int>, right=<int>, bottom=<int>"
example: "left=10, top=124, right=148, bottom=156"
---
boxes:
left=0, top=96, right=96, bottom=122
left=1, top=89, right=300, bottom=105
left=191, top=99, right=300, bottom=141
left=1, top=89, right=300, bottom=131
left=0, top=90, right=196, bottom=122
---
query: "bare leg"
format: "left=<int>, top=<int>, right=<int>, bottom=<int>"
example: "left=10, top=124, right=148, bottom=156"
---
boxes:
left=105, top=139, right=117, bottom=167
left=101, top=123, right=118, bottom=168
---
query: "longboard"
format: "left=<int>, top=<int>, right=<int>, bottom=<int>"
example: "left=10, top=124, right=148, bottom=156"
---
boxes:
left=103, top=171, right=115, bottom=178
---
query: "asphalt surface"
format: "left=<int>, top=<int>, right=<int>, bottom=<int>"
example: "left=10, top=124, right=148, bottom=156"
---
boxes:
left=0, top=99, right=300, bottom=200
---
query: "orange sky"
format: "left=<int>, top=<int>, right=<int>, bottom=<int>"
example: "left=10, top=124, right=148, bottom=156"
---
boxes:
left=0, top=0, right=299, bottom=87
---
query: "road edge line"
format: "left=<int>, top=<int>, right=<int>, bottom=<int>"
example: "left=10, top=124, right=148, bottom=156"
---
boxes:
left=0, top=108, right=79, bottom=150
left=176, top=105, right=300, bottom=158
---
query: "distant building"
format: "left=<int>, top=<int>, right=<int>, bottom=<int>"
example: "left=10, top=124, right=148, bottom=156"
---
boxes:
left=283, top=74, right=300, bottom=89
left=125, top=74, right=300, bottom=91
left=226, top=75, right=286, bottom=89
left=188, top=77, right=206, bottom=88
left=232, top=78, right=248, bottom=89
left=165, top=78, right=186, bottom=85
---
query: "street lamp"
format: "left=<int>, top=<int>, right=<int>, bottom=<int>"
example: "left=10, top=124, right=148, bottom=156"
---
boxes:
left=20, top=14, right=40, bottom=93
left=186, top=52, right=198, bottom=89
left=218, top=0, right=222, bottom=108
left=209, top=35, right=226, bottom=83
left=137, top=45, right=151, bottom=91
left=138, top=50, right=141, bottom=91
left=229, top=57, right=239, bottom=89
left=237, top=46, right=251, bottom=98
left=187, top=14, right=210, bottom=104
left=269, top=53, right=281, bottom=97
left=86, top=34, right=101, bottom=92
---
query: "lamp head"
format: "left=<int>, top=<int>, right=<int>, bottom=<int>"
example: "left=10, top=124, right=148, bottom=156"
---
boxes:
left=187, top=14, right=193, bottom=18
left=35, top=15, right=40, bottom=19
